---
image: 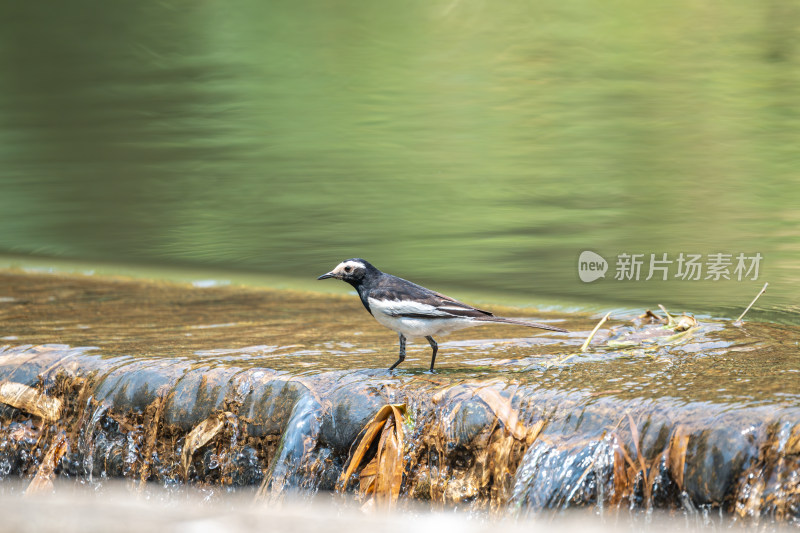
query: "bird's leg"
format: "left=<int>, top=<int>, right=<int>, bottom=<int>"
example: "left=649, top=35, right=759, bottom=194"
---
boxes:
left=388, top=333, right=406, bottom=371
left=426, top=336, right=438, bottom=372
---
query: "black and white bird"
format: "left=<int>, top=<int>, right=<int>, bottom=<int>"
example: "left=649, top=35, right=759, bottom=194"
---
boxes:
left=317, top=258, right=567, bottom=372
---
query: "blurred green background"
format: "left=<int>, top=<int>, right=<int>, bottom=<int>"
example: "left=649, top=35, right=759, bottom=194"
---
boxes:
left=0, top=1, right=798, bottom=321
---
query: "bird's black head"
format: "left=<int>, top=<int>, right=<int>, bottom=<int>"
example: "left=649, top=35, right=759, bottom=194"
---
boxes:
left=317, top=258, right=380, bottom=287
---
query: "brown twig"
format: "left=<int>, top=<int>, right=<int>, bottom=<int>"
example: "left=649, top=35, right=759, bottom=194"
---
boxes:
left=580, top=312, right=612, bottom=352
left=734, top=282, right=768, bottom=326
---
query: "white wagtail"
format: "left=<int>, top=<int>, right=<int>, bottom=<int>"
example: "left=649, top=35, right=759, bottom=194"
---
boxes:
left=317, top=258, right=567, bottom=371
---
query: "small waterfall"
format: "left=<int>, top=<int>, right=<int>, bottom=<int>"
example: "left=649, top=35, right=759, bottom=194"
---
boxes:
left=258, top=392, right=323, bottom=500
left=0, top=341, right=798, bottom=524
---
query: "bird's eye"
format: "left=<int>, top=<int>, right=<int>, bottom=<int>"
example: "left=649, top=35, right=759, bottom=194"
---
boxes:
left=344, top=266, right=351, bottom=273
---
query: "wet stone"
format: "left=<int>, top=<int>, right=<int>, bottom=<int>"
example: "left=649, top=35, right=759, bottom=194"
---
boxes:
left=200, top=448, right=222, bottom=482
left=683, top=425, right=756, bottom=506
left=314, top=448, right=341, bottom=492
left=239, top=377, right=307, bottom=437
left=442, top=397, right=494, bottom=450
left=511, top=436, right=616, bottom=512
left=164, top=366, right=242, bottom=431
left=93, top=360, right=184, bottom=414
left=91, top=432, right=127, bottom=478
left=230, top=446, right=263, bottom=486
left=0, top=345, right=94, bottom=386
left=319, top=383, right=387, bottom=453
left=650, top=455, right=681, bottom=508
left=0, top=445, right=22, bottom=479
left=638, top=417, right=673, bottom=461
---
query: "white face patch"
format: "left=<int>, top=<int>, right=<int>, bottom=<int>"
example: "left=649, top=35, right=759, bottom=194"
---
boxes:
left=333, top=260, right=365, bottom=276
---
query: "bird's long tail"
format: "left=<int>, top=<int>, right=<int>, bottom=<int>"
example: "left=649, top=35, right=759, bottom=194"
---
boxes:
left=478, top=316, right=568, bottom=333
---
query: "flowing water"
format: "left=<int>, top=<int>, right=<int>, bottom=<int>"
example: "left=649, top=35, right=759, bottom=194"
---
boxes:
left=1, top=0, right=799, bottom=525
left=0, top=272, right=798, bottom=524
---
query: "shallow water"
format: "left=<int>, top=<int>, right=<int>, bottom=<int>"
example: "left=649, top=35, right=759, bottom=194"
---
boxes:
left=1, top=271, right=798, bottom=522
left=0, top=271, right=797, bottom=407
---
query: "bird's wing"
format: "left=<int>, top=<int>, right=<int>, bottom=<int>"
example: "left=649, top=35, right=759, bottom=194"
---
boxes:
left=368, top=277, right=494, bottom=319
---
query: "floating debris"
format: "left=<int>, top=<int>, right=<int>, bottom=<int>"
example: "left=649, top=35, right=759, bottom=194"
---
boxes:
left=606, top=305, right=698, bottom=348
left=658, top=304, right=698, bottom=332
left=639, top=309, right=666, bottom=324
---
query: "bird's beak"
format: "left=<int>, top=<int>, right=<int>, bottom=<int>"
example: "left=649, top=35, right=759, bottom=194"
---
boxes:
left=317, top=271, right=337, bottom=280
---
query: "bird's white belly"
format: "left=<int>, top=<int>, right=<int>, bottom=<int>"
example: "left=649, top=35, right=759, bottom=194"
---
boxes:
left=370, top=312, right=477, bottom=338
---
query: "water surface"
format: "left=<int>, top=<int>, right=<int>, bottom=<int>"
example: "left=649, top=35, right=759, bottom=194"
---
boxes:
left=1, top=271, right=797, bottom=408
left=0, top=1, right=798, bottom=321
left=1, top=271, right=798, bottom=520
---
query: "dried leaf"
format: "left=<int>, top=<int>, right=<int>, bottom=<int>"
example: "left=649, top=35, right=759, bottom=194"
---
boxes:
left=0, top=382, right=62, bottom=422
left=181, top=411, right=233, bottom=478
left=657, top=304, right=675, bottom=324
left=390, top=404, right=405, bottom=450
left=471, top=388, right=545, bottom=445
left=374, top=416, right=403, bottom=506
left=139, top=393, right=167, bottom=487
left=25, top=431, right=68, bottom=495
left=667, top=426, right=689, bottom=490
left=358, top=456, right=378, bottom=495
left=784, top=425, right=800, bottom=456
left=626, top=413, right=651, bottom=505
left=338, top=403, right=407, bottom=508
left=612, top=431, right=636, bottom=470
left=338, top=404, right=399, bottom=488
left=611, top=437, right=630, bottom=505
left=525, top=419, right=546, bottom=446
left=473, top=388, right=526, bottom=440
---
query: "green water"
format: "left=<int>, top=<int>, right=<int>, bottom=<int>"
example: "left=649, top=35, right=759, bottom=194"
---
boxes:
left=1, top=1, right=798, bottom=322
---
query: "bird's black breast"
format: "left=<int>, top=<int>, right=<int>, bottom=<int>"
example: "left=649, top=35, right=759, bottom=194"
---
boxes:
left=353, top=277, right=381, bottom=316
left=356, top=286, right=373, bottom=315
